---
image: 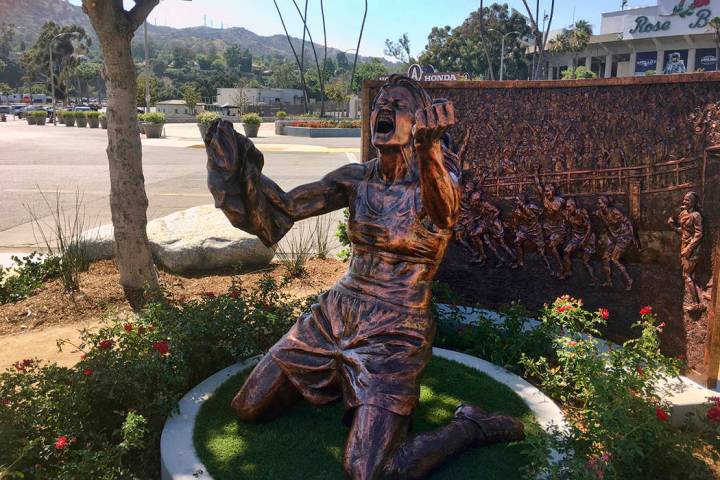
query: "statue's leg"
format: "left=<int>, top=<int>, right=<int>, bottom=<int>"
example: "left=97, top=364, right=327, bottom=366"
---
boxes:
left=231, top=352, right=301, bottom=422
left=561, top=243, right=575, bottom=280
left=386, top=405, right=525, bottom=479
left=582, top=252, right=597, bottom=285
left=343, top=405, right=410, bottom=480
left=611, top=247, right=632, bottom=291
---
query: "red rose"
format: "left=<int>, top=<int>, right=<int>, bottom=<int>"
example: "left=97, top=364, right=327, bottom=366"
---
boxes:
left=229, top=290, right=240, bottom=299
left=557, top=305, right=568, bottom=313
left=123, top=323, right=133, bottom=332
left=640, top=306, right=653, bottom=316
left=707, top=405, right=720, bottom=422
left=636, top=366, right=644, bottom=377
left=655, top=407, right=669, bottom=422
left=695, top=0, right=710, bottom=8
left=98, top=339, right=114, bottom=350
left=599, top=308, right=609, bottom=320
left=54, top=435, right=69, bottom=450
left=152, top=340, right=170, bottom=355
left=568, top=340, right=578, bottom=347
left=83, top=368, right=93, bottom=377
left=205, top=292, right=216, bottom=299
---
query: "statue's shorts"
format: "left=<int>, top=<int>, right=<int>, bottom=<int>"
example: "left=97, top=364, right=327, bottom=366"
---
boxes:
left=270, top=286, right=435, bottom=419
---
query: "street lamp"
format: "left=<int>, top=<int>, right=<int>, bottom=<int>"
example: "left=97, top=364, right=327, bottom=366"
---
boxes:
left=487, top=29, right=522, bottom=81
left=49, top=31, right=81, bottom=125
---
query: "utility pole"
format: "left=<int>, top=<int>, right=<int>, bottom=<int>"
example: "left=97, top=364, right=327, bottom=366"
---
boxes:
left=144, top=20, right=151, bottom=113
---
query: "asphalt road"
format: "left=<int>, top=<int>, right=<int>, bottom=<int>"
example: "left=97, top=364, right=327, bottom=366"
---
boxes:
left=0, top=119, right=360, bottom=253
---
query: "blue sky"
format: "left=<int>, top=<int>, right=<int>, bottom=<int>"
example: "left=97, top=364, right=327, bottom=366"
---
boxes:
left=69, top=1, right=637, bottom=58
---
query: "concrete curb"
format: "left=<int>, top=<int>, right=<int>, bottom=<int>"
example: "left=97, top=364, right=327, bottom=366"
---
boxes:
left=160, top=356, right=261, bottom=480
left=159, top=349, right=565, bottom=479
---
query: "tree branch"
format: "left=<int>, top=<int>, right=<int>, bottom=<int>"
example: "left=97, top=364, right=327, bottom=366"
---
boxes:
left=128, top=0, right=160, bottom=32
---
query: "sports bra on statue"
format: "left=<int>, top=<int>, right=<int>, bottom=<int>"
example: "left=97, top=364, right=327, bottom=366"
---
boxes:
left=336, top=159, right=451, bottom=311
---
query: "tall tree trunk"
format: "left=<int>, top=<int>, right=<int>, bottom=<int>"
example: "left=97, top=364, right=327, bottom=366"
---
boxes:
left=82, top=0, right=159, bottom=308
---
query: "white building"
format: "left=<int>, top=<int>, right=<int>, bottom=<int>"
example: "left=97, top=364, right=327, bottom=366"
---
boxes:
left=547, top=0, right=719, bottom=79
left=156, top=99, right=199, bottom=115
left=216, top=87, right=304, bottom=107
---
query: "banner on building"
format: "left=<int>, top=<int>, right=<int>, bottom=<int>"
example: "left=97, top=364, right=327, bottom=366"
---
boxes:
left=696, top=47, right=718, bottom=71
left=635, top=51, right=658, bottom=75
left=664, top=49, right=689, bottom=74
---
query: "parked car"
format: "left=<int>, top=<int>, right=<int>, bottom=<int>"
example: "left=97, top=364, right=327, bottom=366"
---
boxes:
left=73, top=106, right=92, bottom=112
left=10, top=105, right=25, bottom=117
left=0, top=106, right=10, bottom=114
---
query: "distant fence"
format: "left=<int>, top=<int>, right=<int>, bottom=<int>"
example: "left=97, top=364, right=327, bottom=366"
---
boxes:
left=481, top=157, right=704, bottom=199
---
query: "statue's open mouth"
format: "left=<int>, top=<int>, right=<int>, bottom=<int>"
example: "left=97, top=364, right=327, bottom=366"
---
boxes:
left=375, top=110, right=395, bottom=135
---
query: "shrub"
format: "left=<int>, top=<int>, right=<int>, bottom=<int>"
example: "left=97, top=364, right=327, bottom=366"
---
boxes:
left=73, top=111, right=87, bottom=118
left=61, top=110, right=75, bottom=119
left=0, top=253, right=61, bottom=305
left=276, top=222, right=315, bottom=278
left=86, top=111, right=101, bottom=119
left=240, top=113, right=261, bottom=125
left=0, top=276, right=305, bottom=478
left=98, top=112, right=106, bottom=120
left=30, top=110, right=48, bottom=118
left=561, top=66, right=597, bottom=80
left=335, top=208, right=351, bottom=261
left=143, top=112, right=165, bottom=124
left=276, top=110, right=288, bottom=119
left=197, top=111, right=220, bottom=126
left=24, top=188, right=93, bottom=292
left=519, top=298, right=712, bottom=479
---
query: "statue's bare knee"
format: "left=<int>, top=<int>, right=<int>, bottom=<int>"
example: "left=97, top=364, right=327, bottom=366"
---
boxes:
left=231, top=353, right=298, bottom=422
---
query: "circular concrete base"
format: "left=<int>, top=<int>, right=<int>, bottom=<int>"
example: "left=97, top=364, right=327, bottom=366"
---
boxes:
left=160, top=348, right=565, bottom=479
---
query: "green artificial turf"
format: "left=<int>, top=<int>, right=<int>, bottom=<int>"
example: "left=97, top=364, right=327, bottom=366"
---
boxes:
left=194, top=356, right=541, bottom=480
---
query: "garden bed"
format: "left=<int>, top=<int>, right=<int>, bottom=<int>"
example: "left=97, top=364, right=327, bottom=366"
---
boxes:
left=283, top=125, right=360, bottom=138
left=162, top=351, right=558, bottom=480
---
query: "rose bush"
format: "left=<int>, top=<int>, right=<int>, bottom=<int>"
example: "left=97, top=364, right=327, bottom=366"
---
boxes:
left=0, top=275, right=306, bottom=478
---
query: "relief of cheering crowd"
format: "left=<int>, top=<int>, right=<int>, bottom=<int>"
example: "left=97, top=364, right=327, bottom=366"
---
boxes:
left=454, top=172, right=638, bottom=291
left=458, top=86, right=720, bottom=180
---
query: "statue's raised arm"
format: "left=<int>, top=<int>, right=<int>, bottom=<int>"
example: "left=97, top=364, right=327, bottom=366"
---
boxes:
left=205, top=119, right=365, bottom=247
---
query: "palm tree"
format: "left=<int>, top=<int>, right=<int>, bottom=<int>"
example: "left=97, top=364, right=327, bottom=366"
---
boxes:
left=710, top=16, right=720, bottom=72
left=549, top=20, right=593, bottom=78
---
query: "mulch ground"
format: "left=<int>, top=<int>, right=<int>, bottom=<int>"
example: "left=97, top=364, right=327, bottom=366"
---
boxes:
left=0, top=258, right=346, bottom=336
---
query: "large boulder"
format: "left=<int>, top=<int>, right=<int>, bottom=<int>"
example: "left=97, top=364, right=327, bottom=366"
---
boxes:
left=84, top=205, right=274, bottom=273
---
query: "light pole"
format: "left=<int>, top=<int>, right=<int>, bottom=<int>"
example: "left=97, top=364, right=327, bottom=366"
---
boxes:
left=49, top=31, right=81, bottom=125
left=488, top=30, right=521, bottom=81
left=144, top=20, right=151, bottom=113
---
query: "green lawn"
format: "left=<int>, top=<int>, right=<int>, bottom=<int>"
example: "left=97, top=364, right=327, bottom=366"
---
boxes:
left=194, top=356, right=541, bottom=480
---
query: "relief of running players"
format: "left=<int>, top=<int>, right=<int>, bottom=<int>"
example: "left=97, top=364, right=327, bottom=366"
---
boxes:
left=534, top=175, right=568, bottom=278
left=595, top=195, right=636, bottom=291
left=467, top=190, right=516, bottom=266
left=510, top=192, right=552, bottom=272
left=562, top=197, right=598, bottom=284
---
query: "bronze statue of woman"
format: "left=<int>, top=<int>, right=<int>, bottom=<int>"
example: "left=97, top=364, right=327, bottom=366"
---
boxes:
left=205, top=75, right=524, bottom=480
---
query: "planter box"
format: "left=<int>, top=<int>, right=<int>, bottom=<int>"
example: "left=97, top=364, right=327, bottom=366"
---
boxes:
left=100, top=118, right=107, bottom=129
left=88, top=118, right=99, bottom=128
left=64, top=117, right=76, bottom=127
left=144, top=123, right=164, bottom=138
left=76, top=117, right=88, bottom=128
left=35, top=118, right=46, bottom=125
left=198, top=123, right=208, bottom=140
left=26, top=116, right=36, bottom=125
left=283, top=126, right=360, bottom=138
left=242, top=123, right=259, bottom=138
